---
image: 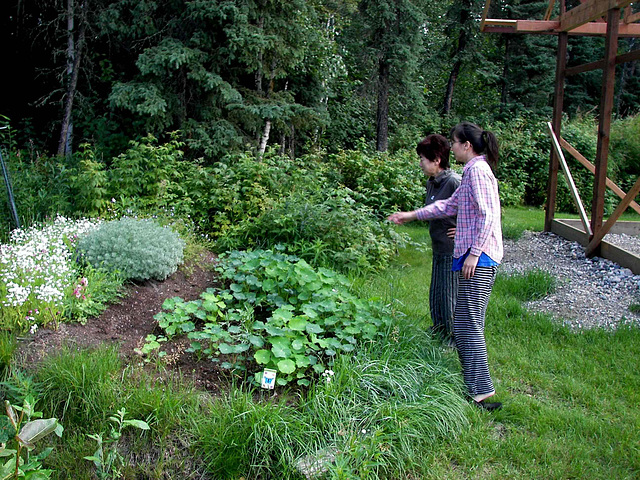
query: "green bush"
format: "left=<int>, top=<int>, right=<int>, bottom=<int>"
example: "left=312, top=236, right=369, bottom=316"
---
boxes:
left=610, top=114, right=640, bottom=193
left=77, top=217, right=185, bottom=281
left=324, top=148, right=425, bottom=217
left=216, top=189, right=406, bottom=275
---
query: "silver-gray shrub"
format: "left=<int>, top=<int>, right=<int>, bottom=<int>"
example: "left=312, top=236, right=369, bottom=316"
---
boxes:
left=77, top=218, right=184, bottom=281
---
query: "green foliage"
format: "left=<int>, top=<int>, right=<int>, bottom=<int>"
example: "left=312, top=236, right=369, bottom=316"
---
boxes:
left=107, top=133, right=190, bottom=215
left=84, top=408, right=150, bottom=480
left=492, top=116, right=550, bottom=207
left=69, top=144, right=110, bottom=218
left=609, top=114, right=640, bottom=193
left=35, top=346, right=122, bottom=426
left=0, top=395, right=63, bottom=479
left=218, top=189, right=406, bottom=275
left=152, top=249, right=394, bottom=386
left=325, top=148, right=425, bottom=217
left=0, top=333, right=17, bottom=380
left=77, top=218, right=184, bottom=281
left=0, top=152, right=73, bottom=238
left=201, top=149, right=315, bottom=238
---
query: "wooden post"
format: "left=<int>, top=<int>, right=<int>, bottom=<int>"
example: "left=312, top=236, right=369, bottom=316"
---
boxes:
left=545, top=31, right=568, bottom=232
left=590, top=7, right=620, bottom=254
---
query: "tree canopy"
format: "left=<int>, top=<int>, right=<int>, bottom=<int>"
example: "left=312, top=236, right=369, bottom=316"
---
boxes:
left=3, top=0, right=639, bottom=159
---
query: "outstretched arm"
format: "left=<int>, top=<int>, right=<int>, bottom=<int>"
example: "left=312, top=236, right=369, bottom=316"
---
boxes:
left=387, top=211, right=418, bottom=225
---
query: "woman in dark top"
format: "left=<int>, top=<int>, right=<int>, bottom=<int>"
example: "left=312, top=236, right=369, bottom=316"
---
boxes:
left=416, top=135, right=461, bottom=344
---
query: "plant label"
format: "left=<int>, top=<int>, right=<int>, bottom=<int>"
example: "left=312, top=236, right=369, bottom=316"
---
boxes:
left=261, top=368, right=277, bottom=389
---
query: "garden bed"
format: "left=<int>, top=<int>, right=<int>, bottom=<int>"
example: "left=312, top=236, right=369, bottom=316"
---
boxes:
left=15, top=252, right=227, bottom=393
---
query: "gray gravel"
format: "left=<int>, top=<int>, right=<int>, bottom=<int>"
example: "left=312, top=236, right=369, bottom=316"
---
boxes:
left=501, top=231, right=640, bottom=330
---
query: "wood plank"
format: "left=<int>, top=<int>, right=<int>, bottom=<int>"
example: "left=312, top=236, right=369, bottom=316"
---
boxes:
left=547, top=122, right=592, bottom=235
left=565, top=49, right=640, bottom=75
left=559, top=219, right=640, bottom=235
left=482, top=19, right=640, bottom=36
left=552, top=220, right=640, bottom=274
left=481, top=0, right=492, bottom=30
left=586, top=175, right=640, bottom=256
left=551, top=219, right=589, bottom=246
left=624, top=10, right=640, bottom=23
left=545, top=33, right=568, bottom=232
left=559, top=137, right=640, bottom=215
left=558, top=0, right=633, bottom=31
left=544, top=0, right=557, bottom=21
left=590, top=8, right=620, bottom=239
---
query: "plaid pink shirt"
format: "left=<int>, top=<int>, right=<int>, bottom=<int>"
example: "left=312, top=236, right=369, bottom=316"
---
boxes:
left=414, top=155, right=503, bottom=263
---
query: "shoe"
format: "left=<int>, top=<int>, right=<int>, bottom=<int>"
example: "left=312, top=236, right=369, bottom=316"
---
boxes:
left=473, top=399, right=502, bottom=412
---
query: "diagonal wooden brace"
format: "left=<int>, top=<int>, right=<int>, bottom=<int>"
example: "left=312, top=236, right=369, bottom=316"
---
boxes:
left=547, top=122, right=592, bottom=236
left=560, top=137, right=640, bottom=215
left=586, top=175, right=640, bottom=257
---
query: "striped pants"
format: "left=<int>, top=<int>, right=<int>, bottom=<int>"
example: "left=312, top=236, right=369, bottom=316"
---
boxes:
left=429, top=253, right=458, bottom=338
left=454, top=266, right=497, bottom=397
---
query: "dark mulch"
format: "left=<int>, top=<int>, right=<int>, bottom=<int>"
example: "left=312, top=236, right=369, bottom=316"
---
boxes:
left=16, top=252, right=228, bottom=393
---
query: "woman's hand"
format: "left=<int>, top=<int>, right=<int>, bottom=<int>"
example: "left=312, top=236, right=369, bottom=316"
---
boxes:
left=462, top=254, right=479, bottom=279
left=447, top=227, right=456, bottom=239
left=387, top=211, right=416, bottom=225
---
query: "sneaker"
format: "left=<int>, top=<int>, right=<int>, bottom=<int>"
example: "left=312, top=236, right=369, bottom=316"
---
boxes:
left=473, top=399, right=502, bottom=411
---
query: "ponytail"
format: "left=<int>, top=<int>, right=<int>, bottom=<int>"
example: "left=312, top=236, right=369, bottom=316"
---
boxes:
left=450, top=122, right=500, bottom=172
left=482, top=130, right=499, bottom=172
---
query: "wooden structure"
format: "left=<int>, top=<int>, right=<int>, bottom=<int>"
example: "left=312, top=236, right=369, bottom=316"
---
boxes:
left=481, top=0, right=640, bottom=272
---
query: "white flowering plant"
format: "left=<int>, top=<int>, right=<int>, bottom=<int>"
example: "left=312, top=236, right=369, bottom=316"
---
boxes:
left=0, top=216, right=124, bottom=331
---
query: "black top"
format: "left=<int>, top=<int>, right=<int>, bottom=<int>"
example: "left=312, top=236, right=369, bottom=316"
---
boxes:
left=424, top=169, right=461, bottom=254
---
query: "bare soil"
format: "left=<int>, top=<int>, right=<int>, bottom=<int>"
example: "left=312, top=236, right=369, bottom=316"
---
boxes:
left=16, top=252, right=227, bottom=394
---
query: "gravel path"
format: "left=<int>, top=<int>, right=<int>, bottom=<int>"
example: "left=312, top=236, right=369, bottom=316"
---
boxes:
left=501, top=231, right=640, bottom=330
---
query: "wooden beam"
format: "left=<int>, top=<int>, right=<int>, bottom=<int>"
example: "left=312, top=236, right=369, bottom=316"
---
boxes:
left=545, top=33, right=568, bottom=232
left=624, top=8, right=640, bottom=23
left=482, top=19, right=640, bottom=36
left=481, top=0, right=492, bottom=31
left=544, top=0, right=557, bottom=21
left=552, top=219, right=640, bottom=274
left=586, top=175, right=640, bottom=256
left=557, top=0, right=633, bottom=32
left=559, top=137, right=640, bottom=215
left=565, top=49, right=640, bottom=75
left=590, top=8, right=620, bottom=244
left=547, top=122, right=592, bottom=235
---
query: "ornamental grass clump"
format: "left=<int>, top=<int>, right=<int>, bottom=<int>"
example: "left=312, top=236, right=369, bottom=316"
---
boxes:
left=78, top=218, right=184, bottom=281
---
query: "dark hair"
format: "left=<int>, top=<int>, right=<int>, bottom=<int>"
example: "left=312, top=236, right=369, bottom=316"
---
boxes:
left=416, top=134, right=451, bottom=169
left=450, top=122, right=499, bottom=171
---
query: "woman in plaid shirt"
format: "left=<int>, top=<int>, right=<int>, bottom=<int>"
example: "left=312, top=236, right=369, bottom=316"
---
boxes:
left=388, top=122, right=503, bottom=412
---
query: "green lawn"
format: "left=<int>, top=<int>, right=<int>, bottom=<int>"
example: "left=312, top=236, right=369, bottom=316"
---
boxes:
left=359, top=206, right=640, bottom=479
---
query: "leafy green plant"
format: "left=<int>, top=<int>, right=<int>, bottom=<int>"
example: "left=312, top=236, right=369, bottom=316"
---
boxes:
left=324, top=148, right=425, bottom=217
left=77, top=217, right=185, bottom=281
left=84, top=408, right=150, bottom=480
left=0, top=395, right=63, bottom=479
left=152, top=249, right=394, bottom=386
left=217, top=189, right=407, bottom=275
left=69, top=143, right=110, bottom=217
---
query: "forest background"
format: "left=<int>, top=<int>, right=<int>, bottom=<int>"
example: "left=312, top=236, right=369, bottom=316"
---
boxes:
left=1, top=0, right=640, bottom=236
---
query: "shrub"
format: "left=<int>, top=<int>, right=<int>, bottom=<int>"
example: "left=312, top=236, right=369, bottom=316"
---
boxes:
left=77, top=217, right=184, bottom=281
left=324, top=148, right=425, bottom=217
left=216, top=189, right=407, bottom=275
